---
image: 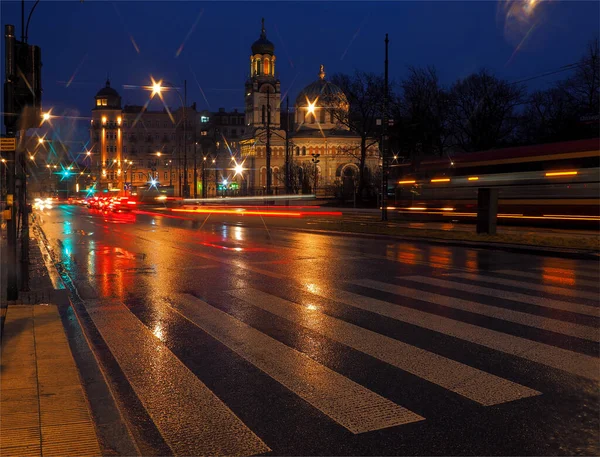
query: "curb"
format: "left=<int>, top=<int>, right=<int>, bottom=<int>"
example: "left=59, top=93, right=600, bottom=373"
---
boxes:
left=275, top=226, right=600, bottom=261
left=32, top=220, right=141, bottom=457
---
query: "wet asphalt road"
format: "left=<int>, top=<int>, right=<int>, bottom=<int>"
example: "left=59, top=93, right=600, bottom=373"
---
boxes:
left=35, top=204, right=599, bottom=456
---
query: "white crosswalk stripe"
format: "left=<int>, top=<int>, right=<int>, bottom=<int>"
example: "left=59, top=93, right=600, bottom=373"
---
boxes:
left=168, top=293, right=424, bottom=434
left=447, top=273, right=599, bottom=301
left=227, top=288, right=540, bottom=406
left=304, top=286, right=599, bottom=381
left=84, top=299, right=271, bottom=457
left=399, top=276, right=599, bottom=317
left=351, top=278, right=598, bottom=341
left=494, top=270, right=599, bottom=288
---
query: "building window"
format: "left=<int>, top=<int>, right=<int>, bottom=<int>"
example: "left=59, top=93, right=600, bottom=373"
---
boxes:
left=296, top=147, right=300, bottom=156
left=302, top=147, right=306, bottom=156
left=201, top=116, right=209, bottom=123
left=256, top=59, right=261, bottom=76
left=101, top=99, right=107, bottom=106
left=155, top=134, right=160, bottom=140
left=164, top=172, right=168, bottom=180
left=96, top=99, right=101, bottom=106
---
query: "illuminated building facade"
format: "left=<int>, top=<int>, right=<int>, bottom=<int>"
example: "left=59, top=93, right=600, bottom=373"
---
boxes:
left=90, top=80, right=197, bottom=195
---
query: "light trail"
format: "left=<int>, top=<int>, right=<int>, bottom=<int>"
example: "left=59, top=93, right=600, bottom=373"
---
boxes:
left=175, top=9, right=204, bottom=57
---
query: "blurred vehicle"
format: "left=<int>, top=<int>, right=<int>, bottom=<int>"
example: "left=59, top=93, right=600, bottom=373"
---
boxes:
left=33, top=197, right=54, bottom=210
left=110, top=196, right=138, bottom=212
left=392, top=138, right=600, bottom=221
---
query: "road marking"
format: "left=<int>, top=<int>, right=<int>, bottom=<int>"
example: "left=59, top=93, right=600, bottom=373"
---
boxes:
left=307, top=287, right=599, bottom=381
left=400, top=276, right=599, bottom=317
left=494, top=270, right=599, bottom=288
left=352, top=278, right=598, bottom=342
left=85, top=300, right=270, bottom=457
left=169, top=293, right=423, bottom=434
left=447, top=273, right=599, bottom=301
left=227, top=289, right=540, bottom=406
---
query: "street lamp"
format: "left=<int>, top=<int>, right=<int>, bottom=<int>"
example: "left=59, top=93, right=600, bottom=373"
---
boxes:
left=148, top=78, right=188, bottom=197
left=202, top=156, right=207, bottom=198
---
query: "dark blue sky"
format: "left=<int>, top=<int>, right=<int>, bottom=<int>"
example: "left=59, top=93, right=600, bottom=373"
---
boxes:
left=1, top=1, right=598, bottom=144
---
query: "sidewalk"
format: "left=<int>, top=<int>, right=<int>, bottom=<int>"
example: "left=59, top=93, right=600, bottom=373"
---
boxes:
left=1, top=228, right=102, bottom=456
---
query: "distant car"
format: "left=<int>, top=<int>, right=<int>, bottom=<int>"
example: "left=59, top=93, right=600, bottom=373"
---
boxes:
left=110, top=196, right=138, bottom=212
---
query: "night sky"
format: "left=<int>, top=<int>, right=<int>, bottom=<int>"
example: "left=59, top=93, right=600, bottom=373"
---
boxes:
left=1, top=1, right=598, bottom=147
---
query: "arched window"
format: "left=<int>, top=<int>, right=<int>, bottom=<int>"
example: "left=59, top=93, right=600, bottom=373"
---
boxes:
left=264, top=58, right=270, bottom=76
left=302, top=146, right=306, bottom=156
left=256, top=59, right=261, bottom=76
left=296, top=147, right=300, bottom=156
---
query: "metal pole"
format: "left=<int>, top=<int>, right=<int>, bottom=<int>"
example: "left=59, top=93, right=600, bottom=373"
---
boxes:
left=5, top=24, right=18, bottom=300
left=202, top=158, right=206, bottom=198
left=19, top=131, right=29, bottom=291
left=193, top=139, right=197, bottom=198
left=266, top=89, right=272, bottom=195
left=183, top=80, right=188, bottom=198
left=285, top=96, right=290, bottom=194
left=381, top=33, right=389, bottom=222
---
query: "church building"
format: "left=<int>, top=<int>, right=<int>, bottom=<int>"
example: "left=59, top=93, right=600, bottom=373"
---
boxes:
left=239, top=19, right=380, bottom=196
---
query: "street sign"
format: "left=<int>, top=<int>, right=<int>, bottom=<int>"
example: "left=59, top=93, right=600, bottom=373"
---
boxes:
left=0, top=137, right=17, bottom=152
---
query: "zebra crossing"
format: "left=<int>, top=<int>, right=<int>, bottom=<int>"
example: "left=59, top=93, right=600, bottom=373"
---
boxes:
left=84, top=263, right=599, bottom=455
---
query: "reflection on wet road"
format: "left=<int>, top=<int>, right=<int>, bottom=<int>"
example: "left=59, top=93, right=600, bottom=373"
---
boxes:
left=36, top=204, right=600, bottom=456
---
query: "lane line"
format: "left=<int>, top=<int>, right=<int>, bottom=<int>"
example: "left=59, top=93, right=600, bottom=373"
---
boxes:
left=400, top=277, right=599, bottom=317
left=307, top=287, right=600, bottom=381
left=227, top=289, right=540, bottom=406
left=494, top=270, right=599, bottom=288
left=84, top=300, right=270, bottom=457
left=169, top=293, right=423, bottom=434
left=352, top=278, right=598, bottom=342
left=447, top=273, right=599, bottom=301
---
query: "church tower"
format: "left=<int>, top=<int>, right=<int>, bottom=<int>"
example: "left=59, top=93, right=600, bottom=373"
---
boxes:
left=245, top=18, right=281, bottom=129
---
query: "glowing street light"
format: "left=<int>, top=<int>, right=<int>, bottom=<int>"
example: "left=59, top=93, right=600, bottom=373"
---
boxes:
left=42, top=112, right=50, bottom=122
left=234, top=163, right=244, bottom=176
left=38, top=137, right=44, bottom=144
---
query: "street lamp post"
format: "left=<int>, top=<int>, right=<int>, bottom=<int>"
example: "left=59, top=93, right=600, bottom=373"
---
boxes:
left=193, top=140, right=197, bottom=198
left=150, top=79, right=187, bottom=197
left=202, top=156, right=207, bottom=198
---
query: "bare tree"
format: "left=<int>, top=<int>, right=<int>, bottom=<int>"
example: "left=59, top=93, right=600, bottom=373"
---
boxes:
left=448, top=69, right=525, bottom=152
left=520, top=87, right=578, bottom=144
left=563, top=38, right=600, bottom=116
left=394, top=66, right=450, bottom=157
left=328, top=71, right=385, bottom=196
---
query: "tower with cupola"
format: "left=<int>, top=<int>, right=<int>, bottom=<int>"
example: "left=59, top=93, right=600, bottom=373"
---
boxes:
left=244, top=18, right=281, bottom=129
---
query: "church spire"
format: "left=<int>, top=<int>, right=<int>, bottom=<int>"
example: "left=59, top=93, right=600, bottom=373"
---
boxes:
left=261, top=17, right=266, bottom=38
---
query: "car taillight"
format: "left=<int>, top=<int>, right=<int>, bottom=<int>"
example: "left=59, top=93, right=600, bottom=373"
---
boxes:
left=127, top=201, right=137, bottom=205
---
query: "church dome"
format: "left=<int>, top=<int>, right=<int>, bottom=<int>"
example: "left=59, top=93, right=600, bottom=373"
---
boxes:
left=295, top=65, right=347, bottom=108
left=251, top=18, right=274, bottom=56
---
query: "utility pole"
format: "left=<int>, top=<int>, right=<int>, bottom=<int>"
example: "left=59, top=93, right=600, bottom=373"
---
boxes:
left=193, top=137, right=197, bottom=198
left=4, top=24, right=18, bottom=300
left=381, top=33, right=389, bottom=222
left=266, top=89, right=272, bottom=195
left=284, top=96, right=290, bottom=194
left=183, top=80, right=188, bottom=198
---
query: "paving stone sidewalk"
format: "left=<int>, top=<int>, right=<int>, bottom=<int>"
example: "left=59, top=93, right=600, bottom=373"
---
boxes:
left=1, top=228, right=102, bottom=456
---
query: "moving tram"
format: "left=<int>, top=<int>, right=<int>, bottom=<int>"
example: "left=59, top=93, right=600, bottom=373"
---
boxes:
left=390, top=138, right=600, bottom=223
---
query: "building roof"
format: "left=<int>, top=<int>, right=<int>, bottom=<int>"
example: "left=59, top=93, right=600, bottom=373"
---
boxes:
left=95, top=79, right=119, bottom=98
left=251, top=18, right=274, bottom=55
left=295, top=66, right=347, bottom=107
